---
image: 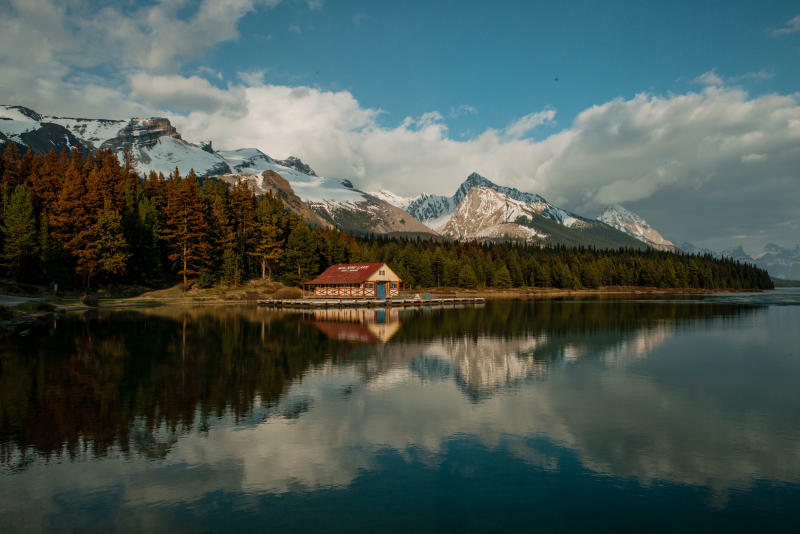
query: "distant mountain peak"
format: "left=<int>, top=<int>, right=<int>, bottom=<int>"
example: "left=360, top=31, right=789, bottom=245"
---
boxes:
left=598, top=205, right=676, bottom=251
left=276, top=156, right=317, bottom=176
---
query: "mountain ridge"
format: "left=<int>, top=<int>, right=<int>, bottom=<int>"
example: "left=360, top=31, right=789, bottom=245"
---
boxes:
left=598, top=205, right=677, bottom=252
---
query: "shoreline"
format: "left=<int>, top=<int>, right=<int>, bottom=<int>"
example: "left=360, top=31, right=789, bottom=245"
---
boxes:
left=0, top=285, right=770, bottom=336
left=419, top=286, right=763, bottom=299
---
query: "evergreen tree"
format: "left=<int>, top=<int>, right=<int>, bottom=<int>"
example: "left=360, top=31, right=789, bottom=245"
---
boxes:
left=250, top=195, right=284, bottom=280
left=285, top=221, right=319, bottom=282
left=1, top=184, right=37, bottom=281
left=162, top=173, right=210, bottom=291
left=90, top=199, right=131, bottom=280
left=457, top=263, right=478, bottom=288
left=494, top=263, right=512, bottom=288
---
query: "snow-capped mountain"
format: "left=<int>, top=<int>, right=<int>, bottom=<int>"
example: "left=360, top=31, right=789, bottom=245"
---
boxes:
left=716, top=244, right=800, bottom=280
left=0, top=105, right=438, bottom=237
left=441, top=186, right=550, bottom=241
left=757, top=244, right=800, bottom=280
left=400, top=177, right=645, bottom=248
left=406, top=172, right=579, bottom=228
left=0, top=105, right=234, bottom=176
left=598, top=205, right=676, bottom=251
left=720, top=246, right=754, bottom=264
left=400, top=173, right=645, bottom=248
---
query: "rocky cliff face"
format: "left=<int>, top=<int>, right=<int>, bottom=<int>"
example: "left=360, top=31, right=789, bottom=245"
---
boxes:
left=276, top=156, right=317, bottom=176
left=100, top=118, right=180, bottom=152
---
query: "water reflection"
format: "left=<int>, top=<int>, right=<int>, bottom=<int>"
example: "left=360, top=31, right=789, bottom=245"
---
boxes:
left=309, top=307, right=403, bottom=343
left=1, top=298, right=799, bottom=530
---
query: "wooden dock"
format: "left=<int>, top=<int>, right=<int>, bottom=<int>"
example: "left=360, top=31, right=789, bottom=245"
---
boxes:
left=257, top=297, right=485, bottom=309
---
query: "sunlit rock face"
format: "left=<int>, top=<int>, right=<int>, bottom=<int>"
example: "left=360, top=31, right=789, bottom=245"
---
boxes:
left=598, top=204, right=676, bottom=251
left=100, top=118, right=180, bottom=152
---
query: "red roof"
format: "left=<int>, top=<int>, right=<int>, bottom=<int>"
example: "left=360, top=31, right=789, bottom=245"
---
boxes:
left=307, top=263, right=387, bottom=284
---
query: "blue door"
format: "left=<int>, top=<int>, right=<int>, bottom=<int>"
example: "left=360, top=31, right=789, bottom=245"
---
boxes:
left=376, top=282, right=386, bottom=300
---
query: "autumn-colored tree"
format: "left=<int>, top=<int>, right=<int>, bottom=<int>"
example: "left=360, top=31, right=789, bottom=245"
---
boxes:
left=0, top=143, right=23, bottom=187
left=162, top=172, right=210, bottom=291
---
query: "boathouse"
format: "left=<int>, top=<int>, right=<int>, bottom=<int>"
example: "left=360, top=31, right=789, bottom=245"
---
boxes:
left=302, top=263, right=404, bottom=299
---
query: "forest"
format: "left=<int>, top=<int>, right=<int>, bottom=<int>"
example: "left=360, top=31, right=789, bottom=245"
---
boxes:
left=0, top=144, right=774, bottom=292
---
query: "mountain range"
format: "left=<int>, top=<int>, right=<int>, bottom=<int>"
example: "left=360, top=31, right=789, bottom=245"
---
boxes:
left=2, top=104, right=798, bottom=278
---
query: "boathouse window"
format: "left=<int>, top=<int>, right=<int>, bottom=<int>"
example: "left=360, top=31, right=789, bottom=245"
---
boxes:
left=379, top=270, right=385, bottom=276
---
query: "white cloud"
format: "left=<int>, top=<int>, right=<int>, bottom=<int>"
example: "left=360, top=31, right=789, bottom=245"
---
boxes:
left=693, top=69, right=724, bottom=86
left=730, top=69, right=775, bottom=82
left=772, top=15, right=800, bottom=36
left=503, top=109, right=556, bottom=139
left=0, top=0, right=281, bottom=117
left=237, top=70, right=268, bottom=86
left=449, top=104, right=478, bottom=118
left=129, top=73, right=247, bottom=114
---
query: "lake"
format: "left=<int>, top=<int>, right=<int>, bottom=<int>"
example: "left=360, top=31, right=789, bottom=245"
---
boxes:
left=2, top=291, right=800, bottom=532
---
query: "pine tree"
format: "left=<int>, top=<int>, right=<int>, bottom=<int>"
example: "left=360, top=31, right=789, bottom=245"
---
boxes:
left=1, top=184, right=37, bottom=281
left=457, top=263, right=478, bottom=288
left=90, top=199, right=131, bottom=280
left=162, top=173, right=210, bottom=291
left=431, top=249, right=445, bottom=287
left=493, top=263, right=512, bottom=288
left=250, top=194, right=284, bottom=280
left=129, top=197, right=162, bottom=283
left=285, top=220, right=319, bottom=282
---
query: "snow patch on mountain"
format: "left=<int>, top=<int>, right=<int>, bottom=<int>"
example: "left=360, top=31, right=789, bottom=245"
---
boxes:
left=136, top=136, right=229, bottom=176
left=49, top=117, right=126, bottom=147
left=598, top=205, right=676, bottom=251
left=367, top=190, right=417, bottom=210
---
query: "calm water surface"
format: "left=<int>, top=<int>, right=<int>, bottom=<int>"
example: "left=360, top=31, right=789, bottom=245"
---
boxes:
left=2, top=291, right=800, bottom=532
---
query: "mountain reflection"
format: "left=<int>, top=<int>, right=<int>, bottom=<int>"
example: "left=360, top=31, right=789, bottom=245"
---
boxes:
left=4, top=299, right=795, bottom=499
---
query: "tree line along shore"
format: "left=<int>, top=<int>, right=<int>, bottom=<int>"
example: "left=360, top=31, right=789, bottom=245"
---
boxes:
left=0, top=144, right=773, bottom=296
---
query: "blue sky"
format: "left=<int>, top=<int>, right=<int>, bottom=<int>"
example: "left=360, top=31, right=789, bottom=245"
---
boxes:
left=1, top=0, right=800, bottom=251
left=198, top=0, right=799, bottom=137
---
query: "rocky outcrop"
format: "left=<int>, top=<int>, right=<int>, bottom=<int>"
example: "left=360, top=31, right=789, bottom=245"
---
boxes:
left=100, top=118, right=180, bottom=152
left=19, top=123, right=89, bottom=153
left=275, top=156, right=317, bottom=176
